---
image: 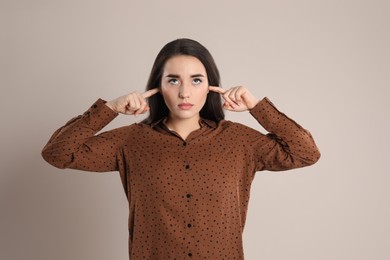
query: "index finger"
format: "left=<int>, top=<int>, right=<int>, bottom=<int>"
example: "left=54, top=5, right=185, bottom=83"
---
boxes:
left=208, top=86, right=225, bottom=94
left=141, top=88, right=160, bottom=98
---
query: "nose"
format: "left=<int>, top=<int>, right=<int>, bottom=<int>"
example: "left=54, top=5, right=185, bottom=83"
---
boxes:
left=178, top=81, right=191, bottom=99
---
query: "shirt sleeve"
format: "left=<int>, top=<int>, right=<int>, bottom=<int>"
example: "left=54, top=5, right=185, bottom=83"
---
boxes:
left=248, top=97, right=321, bottom=172
left=41, top=98, right=122, bottom=172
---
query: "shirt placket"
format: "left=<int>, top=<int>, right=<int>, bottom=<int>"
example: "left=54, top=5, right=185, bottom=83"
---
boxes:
left=161, top=124, right=205, bottom=258
left=181, top=139, right=196, bottom=258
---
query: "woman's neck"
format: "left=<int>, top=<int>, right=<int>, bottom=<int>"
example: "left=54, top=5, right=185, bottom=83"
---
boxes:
left=164, top=115, right=201, bottom=140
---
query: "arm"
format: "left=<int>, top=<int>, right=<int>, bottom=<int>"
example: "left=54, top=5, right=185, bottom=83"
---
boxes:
left=41, top=99, right=121, bottom=172
left=248, top=97, right=321, bottom=171
left=42, top=89, right=160, bottom=172
left=209, top=85, right=320, bottom=171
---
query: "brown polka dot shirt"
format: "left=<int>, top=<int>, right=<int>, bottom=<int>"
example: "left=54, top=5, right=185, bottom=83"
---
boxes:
left=42, top=97, right=320, bottom=259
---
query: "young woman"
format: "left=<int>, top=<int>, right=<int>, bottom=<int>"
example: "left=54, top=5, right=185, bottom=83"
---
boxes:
left=42, top=38, right=320, bottom=259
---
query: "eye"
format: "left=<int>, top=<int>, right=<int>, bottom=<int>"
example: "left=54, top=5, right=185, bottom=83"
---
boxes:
left=168, top=78, right=179, bottom=85
left=193, top=78, right=202, bottom=85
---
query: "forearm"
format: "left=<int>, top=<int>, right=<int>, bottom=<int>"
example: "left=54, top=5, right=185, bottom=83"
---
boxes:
left=41, top=99, right=119, bottom=170
left=250, top=97, right=321, bottom=169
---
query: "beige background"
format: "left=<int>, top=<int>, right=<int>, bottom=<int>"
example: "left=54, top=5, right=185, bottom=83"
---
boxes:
left=1, top=0, right=389, bottom=259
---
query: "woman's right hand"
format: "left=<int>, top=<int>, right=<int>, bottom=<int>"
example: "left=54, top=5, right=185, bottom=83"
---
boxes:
left=105, top=88, right=160, bottom=115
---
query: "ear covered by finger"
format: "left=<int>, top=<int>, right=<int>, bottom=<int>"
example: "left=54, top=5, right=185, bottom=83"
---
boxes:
left=142, top=88, right=160, bottom=99
left=208, top=86, right=225, bottom=94
left=209, top=85, right=233, bottom=107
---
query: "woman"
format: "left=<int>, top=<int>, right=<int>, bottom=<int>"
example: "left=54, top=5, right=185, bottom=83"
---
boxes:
left=42, top=38, right=320, bottom=259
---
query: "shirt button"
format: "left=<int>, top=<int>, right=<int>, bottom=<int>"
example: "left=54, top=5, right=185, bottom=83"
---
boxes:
left=185, top=164, right=190, bottom=169
left=183, top=142, right=187, bottom=146
left=188, top=253, right=192, bottom=257
left=187, top=223, right=192, bottom=228
left=186, top=194, right=191, bottom=198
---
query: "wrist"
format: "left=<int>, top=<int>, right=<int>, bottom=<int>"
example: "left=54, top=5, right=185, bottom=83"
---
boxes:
left=248, top=98, right=260, bottom=110
left=105, top=101, right=116, bottom=112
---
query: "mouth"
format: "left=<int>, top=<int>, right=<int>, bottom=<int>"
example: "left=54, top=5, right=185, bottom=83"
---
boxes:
left=178, top=103, right=194, bottom=110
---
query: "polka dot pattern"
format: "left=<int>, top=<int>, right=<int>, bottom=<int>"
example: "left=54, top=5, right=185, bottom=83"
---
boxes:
left=42, top=97, right=320, bottom=259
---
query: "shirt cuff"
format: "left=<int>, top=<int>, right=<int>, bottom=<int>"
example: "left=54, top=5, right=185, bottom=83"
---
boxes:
left=82, top=98, right=119, bottom=131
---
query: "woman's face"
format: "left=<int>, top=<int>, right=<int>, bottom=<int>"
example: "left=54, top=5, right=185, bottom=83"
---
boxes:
left=160, top=55, right=209, bottom=122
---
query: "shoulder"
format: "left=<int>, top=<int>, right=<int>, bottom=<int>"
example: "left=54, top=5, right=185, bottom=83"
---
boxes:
left=218, top=119, right=252, bottom=130
left=216, top=119, right=259, bottom=135
left=101, top=122, right=150, bottom=141
left=215, top=119, right=268, bottom=148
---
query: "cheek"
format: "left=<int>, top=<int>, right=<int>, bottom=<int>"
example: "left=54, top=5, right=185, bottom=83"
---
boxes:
left=197, top=87, right=209, bottom=101
left=160, top=87, right=176, bottom=105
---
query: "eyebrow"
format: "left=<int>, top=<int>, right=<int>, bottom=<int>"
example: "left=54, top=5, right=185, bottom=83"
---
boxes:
left=166, top=74, right=205, bottom=78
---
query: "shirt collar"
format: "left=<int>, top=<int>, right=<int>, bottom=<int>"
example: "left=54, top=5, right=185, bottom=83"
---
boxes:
left=150, top=117, right=165, bottom=128
left=150, top=117, right=217, bottom=129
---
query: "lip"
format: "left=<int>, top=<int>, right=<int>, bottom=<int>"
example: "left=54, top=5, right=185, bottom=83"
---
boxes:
left=178, top=103, right=194, bottom=110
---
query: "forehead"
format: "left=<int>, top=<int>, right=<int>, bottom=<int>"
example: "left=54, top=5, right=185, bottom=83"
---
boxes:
left=162, top=55, right=206, bottom=75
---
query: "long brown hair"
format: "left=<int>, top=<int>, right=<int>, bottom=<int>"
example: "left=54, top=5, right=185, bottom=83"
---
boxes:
left=142, top=38, right=224, bottom=125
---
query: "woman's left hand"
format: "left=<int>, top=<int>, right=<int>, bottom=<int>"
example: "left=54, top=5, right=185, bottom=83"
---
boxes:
left=209, top=86, right=260, bottom=111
